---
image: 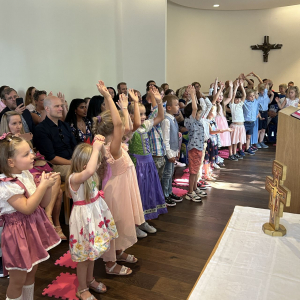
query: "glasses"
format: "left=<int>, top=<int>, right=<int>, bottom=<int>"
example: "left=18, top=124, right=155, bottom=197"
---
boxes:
left=58, top=128, right=64, bottom=141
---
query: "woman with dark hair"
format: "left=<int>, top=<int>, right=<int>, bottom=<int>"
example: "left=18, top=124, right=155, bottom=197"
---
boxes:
left=65, top=98, right=93, bottom=143
left=86, top=95, right=106, bottom=120
left=25, top=86, right=36, bottom=112
left=107, top=86, right=117, bottom=103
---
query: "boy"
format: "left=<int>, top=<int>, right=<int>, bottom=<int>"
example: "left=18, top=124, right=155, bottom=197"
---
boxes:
left=257, top=83, right=274, bottom=148
left=243, top=89, right=260, bottom=155
left=161, top=95, right=183, bottom=206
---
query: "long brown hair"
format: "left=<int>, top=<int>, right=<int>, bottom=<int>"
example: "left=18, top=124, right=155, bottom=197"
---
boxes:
left=25, top=86, right=35, bottom=106
left=65, top=143, right=102, bottom=203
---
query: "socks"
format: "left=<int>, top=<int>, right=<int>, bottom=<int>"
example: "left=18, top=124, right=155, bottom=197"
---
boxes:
left=22, top=283, right=34, bottom=300
left=6, top=295, right=22, bottom=300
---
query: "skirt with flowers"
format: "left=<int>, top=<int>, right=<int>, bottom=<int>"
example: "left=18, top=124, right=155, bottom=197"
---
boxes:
left=69, top=197, right=118, bottom=262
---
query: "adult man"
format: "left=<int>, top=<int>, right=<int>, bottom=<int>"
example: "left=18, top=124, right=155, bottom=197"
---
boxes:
left=117, top=82, right=128, bottom=96
left=0, top=88, right=34, bottom=132
left=33, top=96, right=77, bottom=181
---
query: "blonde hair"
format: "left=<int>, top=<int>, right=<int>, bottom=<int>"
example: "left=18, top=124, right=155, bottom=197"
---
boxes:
left=128, top=102, right=144, bottom=115
left=66, top=143, right=101, bottom=203
left=0, top=111, right=25, bottom=135
left=288, top=85, right=299, bottom=98
left=177, top=86, right=188, bottom=100
left=279, top=83, right=288, bottom=90
left=0, top=134, right=27, bottom=178
left=258, top=83, right=265, bottom=92
left=246, top=89, right=256, bottom=98
left=164, top=94, right=178, bottom=110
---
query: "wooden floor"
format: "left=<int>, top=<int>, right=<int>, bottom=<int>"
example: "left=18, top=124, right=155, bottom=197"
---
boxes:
left=0, top=146, right=275, bottom=300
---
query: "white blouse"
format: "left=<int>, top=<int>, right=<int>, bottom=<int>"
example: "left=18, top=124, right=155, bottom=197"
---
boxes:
left=285, top=98, right=299, bottom=108
left=0, top=170, right=36, bottom=215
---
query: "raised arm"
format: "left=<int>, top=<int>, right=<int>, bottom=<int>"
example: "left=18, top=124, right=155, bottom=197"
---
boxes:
left=70, top=136, right=105, bottom=190
left=128, top=89, right=141, bottom=131
left=223, top=81, right=233, bottom=105
left=231, top=81, right=239, bottom=104
left=96, top=80, right=123, bottom=159
left=251, top=72, right=263, bottom=84
left=187, top=85, right=197, bottom=119
left=213, top=77, right=218, bottom=96
left=117, top=94, right=130, bottom=135
left=275, top=97, right=286, bottom=109
left=240, top=80, right=246, bottom=102
left=151, top=86, right=164, bottom=126
left=213, top=82, right=225, bottom=104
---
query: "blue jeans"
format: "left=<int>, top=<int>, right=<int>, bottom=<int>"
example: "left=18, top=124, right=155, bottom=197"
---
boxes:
left=162, top=156, right=174, bottom=197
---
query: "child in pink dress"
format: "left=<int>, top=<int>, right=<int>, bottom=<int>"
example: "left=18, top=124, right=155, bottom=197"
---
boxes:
left=0, top=134, right=61, bottom=300
left=66, top=139, right=118, bottom=300
left=93, top=81, right=145, bottom=276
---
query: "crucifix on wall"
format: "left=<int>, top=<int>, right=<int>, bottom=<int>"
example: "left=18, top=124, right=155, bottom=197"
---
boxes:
left=251, top=36, right=282, bottom=62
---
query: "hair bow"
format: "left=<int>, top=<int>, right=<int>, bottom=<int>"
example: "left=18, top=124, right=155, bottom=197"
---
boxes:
left=0, top=132, right=12, bottom=141
left=97, top=115, right=102, bottom=123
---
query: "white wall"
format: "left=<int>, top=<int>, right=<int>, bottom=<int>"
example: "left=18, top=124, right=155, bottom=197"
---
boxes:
left=0, top=0, right=167, bottom=100
left=167, top=2, right=300, bottom=92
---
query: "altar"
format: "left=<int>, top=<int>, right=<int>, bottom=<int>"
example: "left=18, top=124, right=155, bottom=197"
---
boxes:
left=188, top=206, right=300, bottom=300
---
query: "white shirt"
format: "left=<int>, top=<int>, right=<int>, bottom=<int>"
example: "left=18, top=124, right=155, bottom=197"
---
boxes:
left=161, top=113, right=179, bottom=159
left=0, top=170, right=36, bottom=215
left=229, top=101, right=245, bottom=122
left=285, top=98, right=299, bottom=108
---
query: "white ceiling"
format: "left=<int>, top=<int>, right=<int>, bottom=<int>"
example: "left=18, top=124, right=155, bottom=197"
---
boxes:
left=169, top=0, right=300, bottom=11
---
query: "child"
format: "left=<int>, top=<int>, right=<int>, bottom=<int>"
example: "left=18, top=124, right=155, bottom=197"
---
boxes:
left=257, top=83, right=274, bottom=148
left=214, top=78, right=233, bottom=153
left=93, top=81, right=145, bottom=276
left=128, top=86, right=168, bottom=236
left=204, top=107, right=232, bottom=180
left=184, top=86, right=207, bottom=202
left=0, top=133, right=61, bottom=300
left=66, top=139, right=118, bottom=300
left=276, top=85, right=299, bottom=109
left=243, top=89, right=262, bottom=155
left=161, top=94, right=183, bottom=204
left=228, top=80, right=246, bottom=160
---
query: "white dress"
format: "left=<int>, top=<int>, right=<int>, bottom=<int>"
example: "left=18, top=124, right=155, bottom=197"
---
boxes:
left=68, top=174, right=118, bottom=262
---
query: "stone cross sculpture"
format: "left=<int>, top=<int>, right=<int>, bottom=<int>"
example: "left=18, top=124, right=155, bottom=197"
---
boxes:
left=263, top=160, right=291, bottom=236
left=251, top=36, right=282, bottom=62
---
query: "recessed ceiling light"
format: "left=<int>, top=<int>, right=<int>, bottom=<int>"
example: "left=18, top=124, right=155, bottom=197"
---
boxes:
left=213, top=4, right=220, bottom=7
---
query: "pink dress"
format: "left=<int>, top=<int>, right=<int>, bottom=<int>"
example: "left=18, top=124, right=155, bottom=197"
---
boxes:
left=102, top=143, right=145, bottom=262
left=215, top=105, right=231, bottom=147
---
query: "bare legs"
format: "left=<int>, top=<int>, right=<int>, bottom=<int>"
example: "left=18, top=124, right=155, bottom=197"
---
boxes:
left=258, top=129, right=265, bottom=143
left=188, top=174, right=198, bottom=194
left=246, top=134, right=251, bottom=150
left=7, top=265, right=38, bottom=299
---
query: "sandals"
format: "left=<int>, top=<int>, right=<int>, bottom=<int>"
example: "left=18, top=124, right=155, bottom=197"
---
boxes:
left=88, top=278, right=106, bottom=294
left=76, top=288, right=96, bottom=300
left=105, top=262, right=132, bottom=275
left=116, top=251, right=138, bottom=263
left=55, top=225, right=67, bottom=240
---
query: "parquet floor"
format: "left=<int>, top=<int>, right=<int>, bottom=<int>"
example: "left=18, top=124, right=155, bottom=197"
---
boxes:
left=0, top=146, right=275, bottom=300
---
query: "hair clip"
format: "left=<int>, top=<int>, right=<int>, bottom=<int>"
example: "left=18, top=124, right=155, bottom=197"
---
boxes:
left=97, top=115, right=102, bottom=123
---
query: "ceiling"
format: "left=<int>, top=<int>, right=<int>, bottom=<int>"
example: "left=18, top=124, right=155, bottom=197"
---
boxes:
left=169, top=0, right=300, bottom=11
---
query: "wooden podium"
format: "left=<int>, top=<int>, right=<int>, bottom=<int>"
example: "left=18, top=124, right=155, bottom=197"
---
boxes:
left=275, top=106, right=300, bottom=214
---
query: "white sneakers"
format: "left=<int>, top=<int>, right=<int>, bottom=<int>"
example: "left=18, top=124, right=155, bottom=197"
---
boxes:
left=136, top=222, right=157, bottom=238
left=186, top=191, right=202, bottom=202
left=174, top=161, right=186, bottom=168
left=195, top=188, right=207, bottom=197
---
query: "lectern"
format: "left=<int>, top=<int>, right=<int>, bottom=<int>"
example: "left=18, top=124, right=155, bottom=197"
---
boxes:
left=275, top=106, right=300, bottom=214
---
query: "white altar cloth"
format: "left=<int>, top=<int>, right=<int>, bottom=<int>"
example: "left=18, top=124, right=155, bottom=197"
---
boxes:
left=188, top=206, right=300, bottom=300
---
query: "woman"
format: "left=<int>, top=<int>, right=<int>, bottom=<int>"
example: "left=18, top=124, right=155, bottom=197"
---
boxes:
left=0, top=111, right=67, bottom=240
left=87, top=95, right=106, bottom=120
left=25, top=86, right=36, bottom=112
left=65, top=98, right=93, bottom=143
left=31, top=90, right=47, bottom=125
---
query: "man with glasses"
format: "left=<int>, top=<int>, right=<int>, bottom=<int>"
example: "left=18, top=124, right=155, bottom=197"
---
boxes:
left=0, top=87, right=34, bottom=132
left=33, top=96, right=77, bottom=181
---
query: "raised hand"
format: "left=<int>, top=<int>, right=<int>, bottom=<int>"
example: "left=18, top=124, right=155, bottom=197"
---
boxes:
left=219, top=82, right=225, bottom=91
left=117, top=93, right=129, bottom=110
left=186, top=85, right=196, bottom=98
left=57, top=92, right=65, bottom=103
left=128, top=89, right=139, bottom=103
left=48, top=91, right=53, bottom=96
left=228, top=81, right=233, bottom=88
left=39, top=171, right=60, bottom=189
left=96, top=80, right=111, bottom=98
left=150, top=86, right=162, bottom=103
left=93, top=135, right=105, bottom=151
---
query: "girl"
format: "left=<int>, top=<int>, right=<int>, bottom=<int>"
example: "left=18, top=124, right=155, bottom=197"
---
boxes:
left=276, top=86, right=300, bottom=109
left=66, top=138, right=118, bottom=300
left=24, top=86, right=36, bottom=112
left=93, top=80, right=145, bottom=276
left=228, top=80, right=246, bottom=160
left=0, top=111, right=66, bottom=240
left=204, top=107, right=232, bottom=180
left=214, top=78, right=233, bottom=153
left=0, top=134, right=60, bottom=300
left=128, top=86, right=168, bottom=236
left=65, top=99, right=93, bottom=143
left=184, top=85, right=207, bottom=202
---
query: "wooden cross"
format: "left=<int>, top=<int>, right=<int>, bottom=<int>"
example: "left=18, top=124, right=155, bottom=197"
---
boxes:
left=251, top=36, right=282, bottom=62
left=263, top=160, right=291, bottom=236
